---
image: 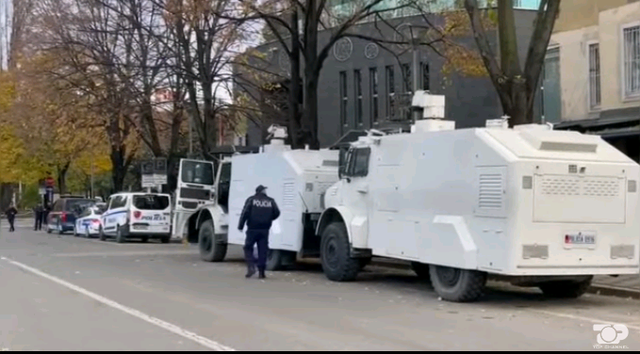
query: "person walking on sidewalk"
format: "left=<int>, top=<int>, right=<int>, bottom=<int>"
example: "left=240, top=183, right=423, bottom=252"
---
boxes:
left=238, top=185, right=281, bottom=279
left=33, top=203, right=43, bottom=231
left=5, top=204, right=18, bottom=232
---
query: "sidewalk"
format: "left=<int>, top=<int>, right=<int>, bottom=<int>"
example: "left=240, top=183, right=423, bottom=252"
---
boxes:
left=369, top=258, right=640, bottom=299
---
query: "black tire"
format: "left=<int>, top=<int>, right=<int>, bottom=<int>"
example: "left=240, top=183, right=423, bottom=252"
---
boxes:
left=539, top=277, right=593, bottom=299
left=266, top=249, right=296, bottom=271
left=99, top=227, right=106, bottom=241
left=430, top=265, right=487, bottom=302
left=411, top=262, right=431, bottom=281
left=115, top=226, right=126, bottom=244
left=320, top=222, right=360, bottom=282
left=141, top=236, right=149, bottom=243
left=160, top=236, right=170, bottom=244
left=358, top=257, right=372, bottom=270
left=198, top=220, right=227, bottom=262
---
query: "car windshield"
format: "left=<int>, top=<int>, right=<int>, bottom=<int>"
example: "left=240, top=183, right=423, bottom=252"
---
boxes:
left=66, top=199, right=94, bottom=213
left=92, top=208, right=104, bottom=215
left=133, top=195, right=170, bottom=210
left=181, top=160, right=214, bottom=185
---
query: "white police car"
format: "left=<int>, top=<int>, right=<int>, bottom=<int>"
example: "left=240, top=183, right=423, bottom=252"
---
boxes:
left=100, top=192, right=172, bottom=243
left=73, top=205, right=106, bottom=238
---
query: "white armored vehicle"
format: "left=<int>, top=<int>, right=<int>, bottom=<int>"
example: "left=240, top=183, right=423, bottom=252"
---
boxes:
left=226, top=125, right=340, bottom=269
left=172, top=125, right=340, bottom=270
left=315, top=92, right=640, bottom=302
left=172, top=157, right=231, bottom=260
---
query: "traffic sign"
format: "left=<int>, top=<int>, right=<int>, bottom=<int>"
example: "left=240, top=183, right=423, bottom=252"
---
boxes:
left=141, top=160, right=155, bottom=188
left=153, top=158, right=167, bottom=186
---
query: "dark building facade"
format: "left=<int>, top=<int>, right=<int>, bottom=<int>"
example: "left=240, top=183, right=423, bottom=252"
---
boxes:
left=239, top=9, right=543, bottom=148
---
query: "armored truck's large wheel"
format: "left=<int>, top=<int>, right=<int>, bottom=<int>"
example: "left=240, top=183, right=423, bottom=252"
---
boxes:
left=320, top=222, right=360, bottom=282
left=266, top=250, right=296, bottom=271
left=198, top=220, right=227, bottom=262
left=411, top=262, right=430, bottom=282
left=539, top=277, right=593, bottom=299
left=429, top=265, right=487, bottom=302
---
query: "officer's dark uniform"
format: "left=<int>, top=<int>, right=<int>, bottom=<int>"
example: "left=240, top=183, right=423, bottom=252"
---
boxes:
left=33, top=204, right=43, bottom=231
left=238, top=185, right=280, bottom=279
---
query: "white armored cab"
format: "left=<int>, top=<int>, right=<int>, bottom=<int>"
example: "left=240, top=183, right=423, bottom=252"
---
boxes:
left=316, top=92, right=640, bottom=302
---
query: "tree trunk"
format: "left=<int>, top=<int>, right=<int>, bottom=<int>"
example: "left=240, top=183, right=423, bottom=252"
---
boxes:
left=302, top=68, right=320, bottom=149
left=500, top=79, right=529, bottom=127
left=288, top=9, right=302, bottom=149
left=56, top=162, right=70, bottom=195
left=110, top=148, right=126, bottom=193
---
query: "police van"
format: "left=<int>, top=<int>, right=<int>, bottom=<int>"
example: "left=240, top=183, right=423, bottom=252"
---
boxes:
left=100, top=192, right=172, bottom=243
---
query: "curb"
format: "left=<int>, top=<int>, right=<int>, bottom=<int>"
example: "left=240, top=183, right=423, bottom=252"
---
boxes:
left=588, top=283, right=640, bottom=300
left=369, top=259, right=640, bottom=300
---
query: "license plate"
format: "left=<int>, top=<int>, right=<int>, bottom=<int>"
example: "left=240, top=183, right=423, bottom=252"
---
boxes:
left=564, top=231, right=596, bottom=246
left=133, top=225, right=148, bottom=230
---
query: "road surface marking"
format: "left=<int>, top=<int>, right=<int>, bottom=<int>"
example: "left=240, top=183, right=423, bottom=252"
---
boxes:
left=531, top=309, right=640, bottom=332
left=52, top=250, right=195, bottom=257
left=0, top=256, right=234, bottom=351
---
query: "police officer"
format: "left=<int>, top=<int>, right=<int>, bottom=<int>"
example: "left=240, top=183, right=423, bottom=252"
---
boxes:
left=33, top=203, right=43, bottom=231
left=238, top=185, right=280, bottom=279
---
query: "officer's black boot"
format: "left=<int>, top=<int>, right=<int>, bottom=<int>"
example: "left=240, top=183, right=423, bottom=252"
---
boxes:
left=245, top=265, right=256, bottom=278
left=258, top=268, right=266, bottom=279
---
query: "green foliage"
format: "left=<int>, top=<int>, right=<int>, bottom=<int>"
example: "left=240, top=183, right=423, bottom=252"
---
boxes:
left=21, top=184, right=42, bottom=209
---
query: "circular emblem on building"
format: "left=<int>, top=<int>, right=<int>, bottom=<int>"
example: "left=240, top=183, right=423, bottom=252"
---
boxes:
left=278, top=50, right=290, bottom=72
left=364, top=43, right=379, bottom=59
left=333, top=38, right=353, bottom=62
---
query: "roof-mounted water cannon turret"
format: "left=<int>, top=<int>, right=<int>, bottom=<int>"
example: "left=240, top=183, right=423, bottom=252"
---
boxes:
left=264, top=124, right=291, bottom=153
left=410, top=90, right=455, bottom=133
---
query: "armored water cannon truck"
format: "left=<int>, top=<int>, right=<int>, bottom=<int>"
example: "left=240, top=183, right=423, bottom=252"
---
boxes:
left=172, top=156, right=232, bottom=262
left=315, top=91, right=640, bottom=302
left=225, top=125, right=341, bottom=270
left=173, top=125, right=341, bottom=270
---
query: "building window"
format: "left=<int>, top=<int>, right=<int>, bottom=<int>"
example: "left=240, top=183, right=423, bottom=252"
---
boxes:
left=623, top=24, right=640, bottom=98
left=385, top=65, right=395, bottom=118
left=588, top=42, right=601, bottom=110
left=339, top=71, right=348, bottom=126
left=354, top=69, right=363, bottom=126
left=422, top=62, right=430, bottom=91
left=369, top=67, right=379, bottom=124
left=401, top=63, right=412, bottom=120
left=401, top=63, right=411, bottom=92
left=542, top=47, right=561, bottom=123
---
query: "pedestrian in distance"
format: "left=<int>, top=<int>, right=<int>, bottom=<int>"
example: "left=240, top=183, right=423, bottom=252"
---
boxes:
left=33, top=203, right=43, bottom=231
left=238, top=185, right=281, bottom=279
left=5, top=203, right=18, bottom=232
left=42, top=204, right=50, bottom=230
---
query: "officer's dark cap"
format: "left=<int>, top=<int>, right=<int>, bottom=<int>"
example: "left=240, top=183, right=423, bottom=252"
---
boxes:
left=256, top=185, right=267, bottom=193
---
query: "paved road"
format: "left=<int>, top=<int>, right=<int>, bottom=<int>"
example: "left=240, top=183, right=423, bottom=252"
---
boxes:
left=1, top=228, right=640, bottom=351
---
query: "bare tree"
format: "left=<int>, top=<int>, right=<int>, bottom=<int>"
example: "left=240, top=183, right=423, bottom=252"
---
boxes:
left=230, top=0, right=433, bottom=149
left=34, top=0, right=141, bottom=191
left=158, top=0, right=250, bottom=160
left=464, top=0, right=561, bottom=126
